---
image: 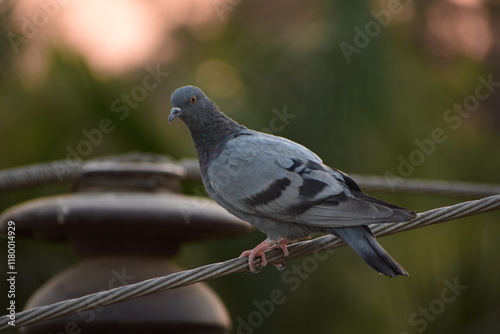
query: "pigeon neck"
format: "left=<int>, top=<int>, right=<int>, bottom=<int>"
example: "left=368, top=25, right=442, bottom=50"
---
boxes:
left=187, top=106, right=245, bottom=172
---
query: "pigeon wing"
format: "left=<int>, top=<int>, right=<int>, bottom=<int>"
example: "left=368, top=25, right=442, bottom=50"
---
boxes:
left=207, top=132, right=414, bottom=227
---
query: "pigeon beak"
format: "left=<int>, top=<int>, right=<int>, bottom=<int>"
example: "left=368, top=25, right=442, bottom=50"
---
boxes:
left=168, top=107, right=181, bottom=123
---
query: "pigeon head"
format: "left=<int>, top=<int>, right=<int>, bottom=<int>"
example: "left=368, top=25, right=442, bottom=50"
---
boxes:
left=168, top=85, right=247, bottom=170
left=168, top=85, right=211, bottom=123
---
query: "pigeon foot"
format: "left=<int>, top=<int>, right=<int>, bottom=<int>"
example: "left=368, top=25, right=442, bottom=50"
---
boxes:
left=240, top=238, right=289, bottom=273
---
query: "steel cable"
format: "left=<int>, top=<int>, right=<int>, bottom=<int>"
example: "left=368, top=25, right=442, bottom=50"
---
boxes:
left=1, top=194, right=499, bottom=331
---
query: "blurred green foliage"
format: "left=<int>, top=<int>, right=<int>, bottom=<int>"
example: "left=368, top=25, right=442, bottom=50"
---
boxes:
left=1, top=0, right=499, bottom=333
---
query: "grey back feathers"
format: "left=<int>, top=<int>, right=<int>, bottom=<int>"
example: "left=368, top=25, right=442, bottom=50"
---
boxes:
left=169, top=85, right=415, bottom=277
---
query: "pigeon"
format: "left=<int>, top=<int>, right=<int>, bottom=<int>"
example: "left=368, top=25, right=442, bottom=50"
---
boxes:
left=168, top=85, right=416, bottom=277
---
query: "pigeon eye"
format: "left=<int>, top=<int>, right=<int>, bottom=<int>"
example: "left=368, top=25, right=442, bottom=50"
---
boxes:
left=190, top=96, right=197, bottom=104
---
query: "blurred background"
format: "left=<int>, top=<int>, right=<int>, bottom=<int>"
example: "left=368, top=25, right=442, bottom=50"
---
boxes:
left=1, top=0, right=499, bottom=333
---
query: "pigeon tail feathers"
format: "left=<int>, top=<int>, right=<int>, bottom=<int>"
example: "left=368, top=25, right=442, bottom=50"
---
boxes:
left=331, top=226, right=409, bottom=277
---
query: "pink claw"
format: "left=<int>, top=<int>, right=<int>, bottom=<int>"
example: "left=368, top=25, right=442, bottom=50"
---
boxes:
left=239, top=238, right=289, bottom=272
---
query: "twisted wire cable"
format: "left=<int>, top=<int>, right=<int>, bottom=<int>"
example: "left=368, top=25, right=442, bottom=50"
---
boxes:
left=0, top=153, right=175, bottom=192
left=0, top=160, right=82, bottom=191
left=1, top=194, right=499, bottom=331
left=351, top=174, right=500, bottom=197
left=1, top=157, right=499, bottom=196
